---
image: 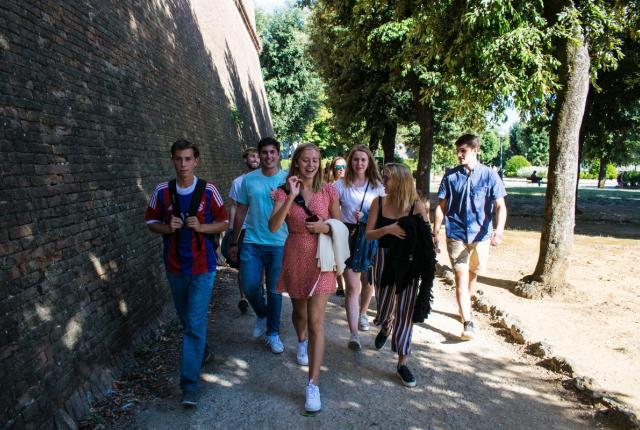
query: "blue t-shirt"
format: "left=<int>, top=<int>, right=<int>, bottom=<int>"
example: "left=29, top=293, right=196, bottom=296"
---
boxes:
left=437, top=163, right=506, bottom=243
left=236, top=169, right=288, bottom=246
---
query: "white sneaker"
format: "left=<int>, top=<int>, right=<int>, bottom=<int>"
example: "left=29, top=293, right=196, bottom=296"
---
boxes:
left=305, top=382, right=321, bottom=412
left=266, top=334, right=284, bottom=354
left=252, top=316, right=267, bottom=338
left=297, top=339, right=309, bottom=366
left=348, top=333, right=361, bottom=351
left=358, top=314, right=370, bottom=331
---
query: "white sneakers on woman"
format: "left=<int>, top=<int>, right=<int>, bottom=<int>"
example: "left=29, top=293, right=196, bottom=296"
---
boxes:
left=297, top=339, right=309, bottom=366
left=305, top=381, right=321, bottom=412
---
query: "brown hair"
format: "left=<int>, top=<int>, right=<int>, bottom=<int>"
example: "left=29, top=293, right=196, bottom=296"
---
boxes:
left=242, top=147, right=258, bottom=159
left=454, top=134, right=480, bottom=149
left=384, top=163, right=418, bottom=213
left=344, top=145, right=382, bottom=188
left=286, top=143, right=324, bottom=193
left=171, top=139, right=199, bottom=158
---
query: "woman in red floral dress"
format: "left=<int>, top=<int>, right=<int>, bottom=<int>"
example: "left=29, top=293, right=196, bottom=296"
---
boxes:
left=269, top=143, right=340, bottom=413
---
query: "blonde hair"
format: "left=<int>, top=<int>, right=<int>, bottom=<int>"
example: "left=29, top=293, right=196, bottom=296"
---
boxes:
left=286, top=143, right=324, bottom=192
left=344, top=145, right=382, bottom=187
left=384, top=163, right=418, bottom=213
left=325, top=156, right=346, bottom=183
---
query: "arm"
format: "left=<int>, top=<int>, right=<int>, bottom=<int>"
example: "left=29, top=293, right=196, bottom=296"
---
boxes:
left=148, top=216, right=183, bottom=235
left=231, top=204, right=248, bottom=242
left=269, top=195, right=295, bottom=232
left=306, top=193, right=340, bottom=235
left=490, top=197, right=507, bottom=246
left=432, top=199, right=447, bottom=253
left=228, top=201, right=237, bottom=230
left=364, top=197, right=405, bottom=241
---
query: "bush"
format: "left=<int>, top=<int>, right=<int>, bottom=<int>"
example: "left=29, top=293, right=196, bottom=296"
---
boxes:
left=516, top=166, right=547, bottom=179
left=621, top=171, right=640, bottom=188
left=587, top=160, right=617, bottom=180
left=504, top=155, right=531, bottom=177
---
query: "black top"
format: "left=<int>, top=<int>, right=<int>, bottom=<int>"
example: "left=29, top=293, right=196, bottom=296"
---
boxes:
left=375, top=197, right=415, bottom=248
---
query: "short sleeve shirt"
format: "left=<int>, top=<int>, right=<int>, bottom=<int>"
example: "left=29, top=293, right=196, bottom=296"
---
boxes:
left=334, top=178, right=385, bottom=224
left=437, top=164, right=506, bottom=243
left=235, top=169, right=288, bottom=246
left=229, top=174, right=246, bottom=229
left=144, top=176, right=228, bottom=275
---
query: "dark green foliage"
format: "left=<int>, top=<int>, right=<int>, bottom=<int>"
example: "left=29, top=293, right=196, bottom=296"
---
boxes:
left=259, top=6, right=323, bottom=144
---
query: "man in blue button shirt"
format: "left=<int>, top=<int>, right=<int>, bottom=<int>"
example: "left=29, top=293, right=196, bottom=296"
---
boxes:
left=433, top=134, right=507, bottom=341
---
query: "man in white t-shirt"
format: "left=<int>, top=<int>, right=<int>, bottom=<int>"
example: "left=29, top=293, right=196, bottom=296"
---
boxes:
left=227, top=147, right=260, bottom=314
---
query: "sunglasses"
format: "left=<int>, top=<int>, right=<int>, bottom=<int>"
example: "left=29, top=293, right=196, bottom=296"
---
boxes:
left=294, top=194, right=319, bottom=222
left=334, top=165, right=346, bottom=170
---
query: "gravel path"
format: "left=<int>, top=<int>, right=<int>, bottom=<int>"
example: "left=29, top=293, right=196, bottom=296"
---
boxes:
left=119, top=267, right=604, bottom=429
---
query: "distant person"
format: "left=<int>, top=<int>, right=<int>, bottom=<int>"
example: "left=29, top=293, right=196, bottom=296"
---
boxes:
left=334, top=145, right=385, bottom=350
left=433, top=134, right=507, bottom=341
left=528, top=170, right=542, bottom=186
left=325, top=156, right=347, bottom=296
left=225, top=147, right=260, bottom=314
left=228, top=138, right=288, bottom=354
left=269, top=143, right=345, bottom=413
left=145, top=139, right=228, bottom=407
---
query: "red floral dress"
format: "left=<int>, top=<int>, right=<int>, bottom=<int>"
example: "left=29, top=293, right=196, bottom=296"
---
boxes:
left=274, top=183, right=338, bottom=298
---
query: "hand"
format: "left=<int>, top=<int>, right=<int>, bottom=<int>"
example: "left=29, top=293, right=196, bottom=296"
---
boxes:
left=385, top=222, right=406, bottom=239
left=169, top=215, right=184, bottom=232
left=490, top=230, right=503, bottom=246
left=228, top=245, right=238, bottom=262
left=354, top=209, right=362, bottom=222
left=287, top=176, right=301, bottom=197
left=433, top=234, right=441, bottom=253
left=186, top=216, right=201, bottom=232
left=305, top=220, right=327, bottom=234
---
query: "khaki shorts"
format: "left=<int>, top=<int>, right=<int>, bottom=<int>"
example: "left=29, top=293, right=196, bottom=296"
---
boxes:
left=447, top=238, right=490, bottom=274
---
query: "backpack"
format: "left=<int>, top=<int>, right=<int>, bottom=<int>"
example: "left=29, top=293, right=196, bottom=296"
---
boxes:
left=168, top=178, right=220, bottom=258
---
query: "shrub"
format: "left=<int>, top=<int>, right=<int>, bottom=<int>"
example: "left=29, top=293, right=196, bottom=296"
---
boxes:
left=587, top=160, right=618, bottom=179
left=516, top=166, right=547, bottom=179
left=622, top=171, right=640, bottom=188
left=504, top=155, right=531, bottom=177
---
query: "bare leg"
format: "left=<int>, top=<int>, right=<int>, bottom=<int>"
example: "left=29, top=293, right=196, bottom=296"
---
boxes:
left=359, top=272, right=374, bottom=316
left=455, top=269, right=472, bottom=322
left=307, top=294, right=330, bottom=384
left=398, top=353, right=408, bottom=367
left=344, top=269, right=362, bottom=335
left=291, top=298, right=308, bottom=343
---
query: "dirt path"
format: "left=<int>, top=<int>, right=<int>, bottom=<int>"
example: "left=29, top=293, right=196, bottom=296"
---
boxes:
left=115, top=268, right=606, bottom=429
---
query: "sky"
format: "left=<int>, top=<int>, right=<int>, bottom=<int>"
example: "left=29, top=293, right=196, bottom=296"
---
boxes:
left=253, top=0, right=520, bottom=133
left=254, top=0, right=286, bottom=12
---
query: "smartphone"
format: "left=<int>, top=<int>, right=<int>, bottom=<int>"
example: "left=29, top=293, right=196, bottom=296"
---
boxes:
left=305, top=214, right=319, bottom=223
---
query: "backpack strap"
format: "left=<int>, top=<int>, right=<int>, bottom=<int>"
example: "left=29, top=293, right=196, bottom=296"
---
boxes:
left=188, top=178, right=207, bottom=250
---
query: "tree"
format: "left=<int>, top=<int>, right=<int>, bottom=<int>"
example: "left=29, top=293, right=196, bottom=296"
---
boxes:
left=409, top=1, right=632, bottom=297
left=480, top=131, right=500, bottom=165
left=509, top=121, right=549, bottom=166
left=258, top=6, right=323, bottom=145
left=581, top=35, right=640, bottom=187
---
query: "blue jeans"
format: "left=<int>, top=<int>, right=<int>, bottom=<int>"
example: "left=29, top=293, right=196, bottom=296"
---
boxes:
left=167, top=271, right=216, bottom=394
left=239, top=243, right=284, bottom=336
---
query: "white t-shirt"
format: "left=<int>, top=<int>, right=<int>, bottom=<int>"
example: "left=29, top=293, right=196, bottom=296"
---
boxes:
left=229, top=174, right=244, bottom=202
left=334, top=178, right=385, bottom=224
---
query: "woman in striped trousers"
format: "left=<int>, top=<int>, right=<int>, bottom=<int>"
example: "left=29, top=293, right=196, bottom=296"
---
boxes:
left=365, top=163, right=430, bottom=388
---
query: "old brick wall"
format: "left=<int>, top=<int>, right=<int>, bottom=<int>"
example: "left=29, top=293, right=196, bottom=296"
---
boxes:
left=0, top=0, right=272, bottom=427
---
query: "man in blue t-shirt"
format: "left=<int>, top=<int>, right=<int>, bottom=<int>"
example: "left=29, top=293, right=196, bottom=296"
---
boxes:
left=433, top=134, right=507, bottom=341
left=229, top=137, right=288, bottom=354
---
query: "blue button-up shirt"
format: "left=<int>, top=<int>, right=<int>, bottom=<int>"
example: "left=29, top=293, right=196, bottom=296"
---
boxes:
left=437, top=163, right=506, bottom=243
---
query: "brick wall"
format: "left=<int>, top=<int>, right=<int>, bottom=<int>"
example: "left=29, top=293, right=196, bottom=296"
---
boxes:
left=0, top=0, right=272, bottom=427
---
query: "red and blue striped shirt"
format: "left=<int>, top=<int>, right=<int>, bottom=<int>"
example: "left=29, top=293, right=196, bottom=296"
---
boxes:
left=145, top=177, right=228, bottom=275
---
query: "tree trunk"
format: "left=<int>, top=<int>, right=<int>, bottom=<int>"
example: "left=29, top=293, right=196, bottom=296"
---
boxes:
left=408, top=73, right=435, bottom=198
left=381, top=122, right=397, bottom=164
left=597, top=156, right=607, bottom=188
left=369, top=127, right=381, bottom=152
left=516, top=20, right=591, bottom=298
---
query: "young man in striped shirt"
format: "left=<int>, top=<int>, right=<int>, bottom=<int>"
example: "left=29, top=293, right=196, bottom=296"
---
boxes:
left=145, top=139, right=228, bottom=407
